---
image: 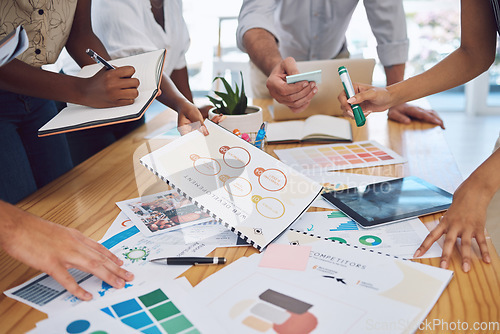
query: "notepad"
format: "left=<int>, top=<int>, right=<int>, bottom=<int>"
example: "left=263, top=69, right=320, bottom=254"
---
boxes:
left=38, top=49, right=166, bottom=137
left=266, top=114, right=352, bottom=143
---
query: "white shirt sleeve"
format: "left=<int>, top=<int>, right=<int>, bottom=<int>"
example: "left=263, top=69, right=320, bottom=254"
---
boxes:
left=363, top=0, right=409, bottom=66
left=236, top=0, right=280, bottom=53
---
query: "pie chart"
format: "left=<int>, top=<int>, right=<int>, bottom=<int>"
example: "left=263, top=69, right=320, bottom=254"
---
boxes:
left=359, top=235, right=382, bottom=246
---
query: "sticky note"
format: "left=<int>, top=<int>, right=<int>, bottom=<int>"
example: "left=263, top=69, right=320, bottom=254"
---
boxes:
left=259, top=244, right=311, bottom=271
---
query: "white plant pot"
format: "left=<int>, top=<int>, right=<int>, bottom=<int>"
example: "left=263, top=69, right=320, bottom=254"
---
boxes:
left=208, top=105, right=263, bottom=134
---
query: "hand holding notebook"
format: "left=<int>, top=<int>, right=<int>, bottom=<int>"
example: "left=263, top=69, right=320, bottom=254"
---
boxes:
left=38, top=49, right=166, bottom=136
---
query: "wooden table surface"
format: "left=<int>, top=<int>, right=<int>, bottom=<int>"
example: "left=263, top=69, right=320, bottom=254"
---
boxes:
left=1, top=99, right=499, bottom=333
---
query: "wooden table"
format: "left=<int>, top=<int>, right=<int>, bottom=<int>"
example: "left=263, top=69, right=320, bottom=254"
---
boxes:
left=1, top=99, right=499, bottom=333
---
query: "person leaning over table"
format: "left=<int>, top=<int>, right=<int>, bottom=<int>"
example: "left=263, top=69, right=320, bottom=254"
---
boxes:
left=0, top=0, right=139, bottom=299
left=57, top=0, right=209, bottom=165
left=338, top=0, right=500, bottom=273
left=236, top=0, right=445, bottom=128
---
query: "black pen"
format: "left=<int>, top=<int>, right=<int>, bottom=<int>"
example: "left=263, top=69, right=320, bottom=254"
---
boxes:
left=86, top=48, right=115, bottom=70
left=149, top=257, right=227, bottom=265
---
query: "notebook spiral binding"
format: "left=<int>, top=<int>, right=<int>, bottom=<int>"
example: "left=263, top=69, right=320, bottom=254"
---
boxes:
left=288, top=228, right=406, bottom=260
left=142, top=161, right=260, bottom=250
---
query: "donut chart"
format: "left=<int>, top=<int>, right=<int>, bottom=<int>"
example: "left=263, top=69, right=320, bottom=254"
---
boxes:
left=358, top=235, right=382, bottom=246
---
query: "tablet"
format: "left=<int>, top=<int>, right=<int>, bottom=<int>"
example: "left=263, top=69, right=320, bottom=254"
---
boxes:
left=321, top=176, right=453, bottom=228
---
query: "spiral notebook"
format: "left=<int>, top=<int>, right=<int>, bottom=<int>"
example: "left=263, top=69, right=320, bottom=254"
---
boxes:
left=139, top=120, right=323, bottom=250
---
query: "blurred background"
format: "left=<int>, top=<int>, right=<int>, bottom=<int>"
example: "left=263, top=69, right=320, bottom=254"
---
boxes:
left=180, top=0, right=500, bottom=180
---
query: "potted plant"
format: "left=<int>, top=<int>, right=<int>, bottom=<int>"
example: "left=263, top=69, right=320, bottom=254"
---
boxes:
left=207, top=72, right=263, bottom=134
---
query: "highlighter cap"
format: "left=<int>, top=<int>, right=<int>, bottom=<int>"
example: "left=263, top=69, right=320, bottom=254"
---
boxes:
left=352, top=105, right=366, bottom=127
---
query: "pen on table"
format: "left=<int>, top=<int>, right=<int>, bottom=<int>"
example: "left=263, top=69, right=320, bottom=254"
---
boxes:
left=338, top=66, right=365, bottom=127
left=149, top=257, right=227, bottom=265
left=254, top=122, right=267, bottom=149
left=86, top=48, right=115, bottom=70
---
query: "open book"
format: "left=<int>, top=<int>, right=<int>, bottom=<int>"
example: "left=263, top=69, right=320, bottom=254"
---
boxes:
left=140, top=120, right=323, bottom=251
left=38, top=49, right=166, bottom=137
left=266, top=114, right=352, bottom=143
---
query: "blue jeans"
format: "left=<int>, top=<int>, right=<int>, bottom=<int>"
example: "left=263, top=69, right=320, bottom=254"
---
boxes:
left=0, top=90, right=73, bottom=204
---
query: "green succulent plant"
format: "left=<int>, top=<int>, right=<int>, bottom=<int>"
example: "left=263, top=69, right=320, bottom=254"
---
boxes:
left=207, top=71, right=248, bottom=115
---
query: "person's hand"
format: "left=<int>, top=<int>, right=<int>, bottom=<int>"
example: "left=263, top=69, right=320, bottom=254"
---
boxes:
left=388, top=104, right=445, bottom=129
left=80, top=66, right=140, bottom=108
left=177, top=101, right=209, bottom=136
left=198, top=105, right=213, bottom=119
left=266, top=57, right=317, bottom=113
left=413, top=179, right=492, bottom=272
left=0, top=202, right=134, bottom=301
left=338, top=83, right=393, bottom=118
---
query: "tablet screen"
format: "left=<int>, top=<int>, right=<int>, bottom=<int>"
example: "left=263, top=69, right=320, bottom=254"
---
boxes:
left=321, top=176, right=453, bottom=228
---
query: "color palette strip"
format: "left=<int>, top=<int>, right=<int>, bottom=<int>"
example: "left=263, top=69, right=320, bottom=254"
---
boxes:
left=100, top=288, right=198, bottom=334
left=274, top=140, right=407, bottom=173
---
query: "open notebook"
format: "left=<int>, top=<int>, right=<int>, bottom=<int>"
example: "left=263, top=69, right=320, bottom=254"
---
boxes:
left=272, top=58, right=375, bottom=121
left=38, top=49, right=166, bottom=137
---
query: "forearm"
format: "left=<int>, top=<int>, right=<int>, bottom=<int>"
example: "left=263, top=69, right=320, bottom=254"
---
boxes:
left=387, top=47, right=494, bottom=107
left=0, top=201, right=20, bottom=251
left=242, top=28, right=282, bottom=76
left=386, top=0, right=496, bottom=107
left=465, top=148, right=500, bottom=201
left=157, top=75, right=192, bottom=111
left=170, top=67, right=194, bottom=103
left=0, top=60, right=84, bottom=103
left=384, top=64, right=405, bottom=86
left=65, top=0, right=110, bottom=67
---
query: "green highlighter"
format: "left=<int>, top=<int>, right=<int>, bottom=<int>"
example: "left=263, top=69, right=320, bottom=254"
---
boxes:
left=338, top=66, right=366, bottom=127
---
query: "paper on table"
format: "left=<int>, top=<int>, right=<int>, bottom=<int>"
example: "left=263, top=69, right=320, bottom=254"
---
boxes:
left=274, top=140, right=407, bottom=174
left=273, top=229, right=453, bottom=329
left=30, top=280, right=223, bottom=334
left=5, top=225, right=218, bottom=314
left=116, top=190, right=213, bottom=237
left=192, top=254, right=423, bottom=334
left=290, top=211, right=442, bottom=259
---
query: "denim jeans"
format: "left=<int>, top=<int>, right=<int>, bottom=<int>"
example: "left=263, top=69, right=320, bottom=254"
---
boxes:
left=0, top=90, right=73, bottom=204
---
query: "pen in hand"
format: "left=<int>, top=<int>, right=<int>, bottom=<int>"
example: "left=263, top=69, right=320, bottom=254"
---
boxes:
left=86, top=48, right=115, bottom=70
left=149, top=257, right=227, bottom=266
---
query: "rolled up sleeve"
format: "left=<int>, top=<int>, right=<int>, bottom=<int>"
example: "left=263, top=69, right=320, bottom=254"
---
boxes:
left=236, top=0, right=280, bottom=53
left=364, top=0, right=409, bottom=66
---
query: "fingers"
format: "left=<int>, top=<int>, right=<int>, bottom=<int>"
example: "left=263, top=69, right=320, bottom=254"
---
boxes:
left=389, top=105, right=445, bottom=129
left=459, top=232, right=473, bottom=272
left=48, top=265, right=93, bottom=301
left=388, top=109, right=411, bottom=124
left=81, top=236, right=123, bottom=266
left=70, top=249, right=133, bottom=290
left=414, top=223, right=446, bottom=258
left=475, top=232, right=491, bottom=264
left=440, top=230, right=459, bottom=269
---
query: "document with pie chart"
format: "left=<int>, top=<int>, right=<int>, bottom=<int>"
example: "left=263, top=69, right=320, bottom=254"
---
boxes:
left=140, top=120, right=323, bottom=250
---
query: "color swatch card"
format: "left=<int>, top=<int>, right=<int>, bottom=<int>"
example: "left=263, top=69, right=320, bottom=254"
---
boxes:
left=140, top=120, right=323, bottom=250
left=32, top=280, right=221, bottom=334
left=290, top=211, right=442, bottom=259
left=274, top=140, right=407, bottom=174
